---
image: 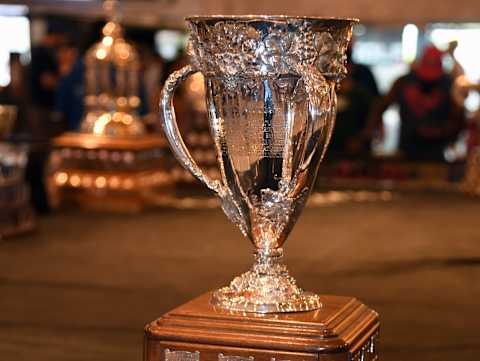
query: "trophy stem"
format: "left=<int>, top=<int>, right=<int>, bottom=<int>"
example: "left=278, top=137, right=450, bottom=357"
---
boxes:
left=254, top=247, right=284, bottom=266
left=211, top=247, right=322, bottom=313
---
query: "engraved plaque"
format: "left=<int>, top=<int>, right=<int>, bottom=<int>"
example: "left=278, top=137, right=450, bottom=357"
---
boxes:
left=350, top=331, right=379, bottom=361
left=165, top=349, right=200, bottom=361
left=218, top=353, right=254, bottom=361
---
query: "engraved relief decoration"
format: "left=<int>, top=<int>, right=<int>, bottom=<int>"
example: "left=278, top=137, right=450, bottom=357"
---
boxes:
left=187, top=18, right=353, bottom=80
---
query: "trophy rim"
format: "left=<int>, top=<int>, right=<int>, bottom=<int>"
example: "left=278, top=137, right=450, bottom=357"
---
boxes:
left=185, top=14, right=359, bottom=23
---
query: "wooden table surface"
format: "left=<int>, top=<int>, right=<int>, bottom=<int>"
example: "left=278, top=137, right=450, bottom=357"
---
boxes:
left=0, top=192, right=479, bottom=361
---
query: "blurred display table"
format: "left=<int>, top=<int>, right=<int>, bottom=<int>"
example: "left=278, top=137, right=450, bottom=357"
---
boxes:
left=462, top=146, right=480, bottom=195
left=144, top=292, right=379, bottom=361
left=0, top=175, right=36, bottom=239
left=318, top=158, right=463, bottom=192
left=48, top=132, right=173, bottom=212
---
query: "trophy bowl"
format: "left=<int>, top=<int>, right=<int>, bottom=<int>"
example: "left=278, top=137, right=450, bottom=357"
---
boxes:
left=161, top=15, right=356, bottom=313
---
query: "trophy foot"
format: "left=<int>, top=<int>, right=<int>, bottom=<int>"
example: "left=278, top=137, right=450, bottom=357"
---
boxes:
left=211, top=248, right=322, bottom=313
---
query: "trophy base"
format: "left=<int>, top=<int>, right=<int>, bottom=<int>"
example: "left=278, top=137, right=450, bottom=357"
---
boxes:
left=145, top=292, right=380, bottom=361
left=211, top=248, right=322, bottom=313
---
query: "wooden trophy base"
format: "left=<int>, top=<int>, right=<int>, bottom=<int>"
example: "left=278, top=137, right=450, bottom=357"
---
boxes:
left=144, top=292, right=379, bottom=361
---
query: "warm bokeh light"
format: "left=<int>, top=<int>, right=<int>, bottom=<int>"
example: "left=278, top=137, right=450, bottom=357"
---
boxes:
left=95, top=176, right=107, bottom=188
left=55, top=172, right=68, bottom=185
left=69, top=174, right=81, bottom=187
left=96, top=48, right=107, bottom=60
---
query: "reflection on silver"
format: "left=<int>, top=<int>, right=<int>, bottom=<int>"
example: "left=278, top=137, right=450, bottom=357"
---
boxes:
left=165, top=349, right=200, bottom=361
left=147, top=191, right=393, bottom=210
left=161, top=16, right=356, bottom=313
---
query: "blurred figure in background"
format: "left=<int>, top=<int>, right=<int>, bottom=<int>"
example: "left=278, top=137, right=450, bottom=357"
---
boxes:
left=138, top=43, right=164, bottom=130
left=328, top=43, right=379, bottom=159
left=445, top=40, right=468, bottom=109
left=57, top=41, right=79, bottom=78
left=445, top=40, right=464, bottom=80
left=54, top=21, right=106, bottom=131
left=0, top=53, right=29, bottom=135
left=329, top=75, right=373, bottom=159
left=346, top=43, right=380, bottom=99
left=53, top=39, right=83, bottom=131
left=29, top=22, right=66, bottom=139
left=54, top=23, right=151, bottom=132
left=26, top=22, right=69, bottom=214
left=364, top=45, right=464, bottom=161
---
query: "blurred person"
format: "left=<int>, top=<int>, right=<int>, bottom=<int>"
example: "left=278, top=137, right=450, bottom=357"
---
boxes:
left=8, top=53, right=25, bottom=100
left=445, top=41, right=467, bottom=109
left=7, top=53, right=29, bottom=135
left=29, top=22, right=66, bottom=139
left=346, top=42, right=380, bottom=99
left=26, top=20, right=69, bottom=214
left=54, top=21, right=104, bottom=131
left=329, top=75, right=373, bottom=159
left=0, top=54, right=23, bottom=106
left=57, top=41, right=79, bottom=77
left=327, top=43, right=379, bottom=161
left=53, top=41, right=83, bottom=131
left=55, top=23, right=150, bottom=132
left=362, top=45, right=464, bottom=161
left=137, top=43, right=164, bottom=130
left=445, top=40, right=464, bottom=80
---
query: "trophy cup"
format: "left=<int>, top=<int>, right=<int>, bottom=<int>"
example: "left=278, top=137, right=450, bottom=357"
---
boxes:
left=146, top=16, right=379, bottom=361
left=161, top=16, right=355, bottom=313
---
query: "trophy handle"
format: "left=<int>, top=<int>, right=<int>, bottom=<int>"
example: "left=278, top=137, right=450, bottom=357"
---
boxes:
left=160, top=64, right=224, bottom=195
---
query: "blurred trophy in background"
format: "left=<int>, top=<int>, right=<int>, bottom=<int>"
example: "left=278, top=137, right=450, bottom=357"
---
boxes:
left=49, top=0, right=171, bottom=212
left=161, top=16, right=356, bottom=313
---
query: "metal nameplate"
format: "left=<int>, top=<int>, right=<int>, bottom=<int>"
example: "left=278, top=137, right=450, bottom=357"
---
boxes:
left=165, top=349, right=200, bottom=361
left=349, top=330, right=379, bottom=361
left=218, top=354, right=254, bottom=361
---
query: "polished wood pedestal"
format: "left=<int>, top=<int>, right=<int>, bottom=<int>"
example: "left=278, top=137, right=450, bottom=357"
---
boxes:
left=144, top=292, right=379, bottom=361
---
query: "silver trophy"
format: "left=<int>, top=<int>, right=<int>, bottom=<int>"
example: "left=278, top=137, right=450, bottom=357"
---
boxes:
left=161, top=15, right=356, bottom=313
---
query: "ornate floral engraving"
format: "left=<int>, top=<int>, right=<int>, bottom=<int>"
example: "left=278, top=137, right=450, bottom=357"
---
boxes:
left=187, top=17, right=353, bottom=80
left=250, top=180, right=308, bottom=250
